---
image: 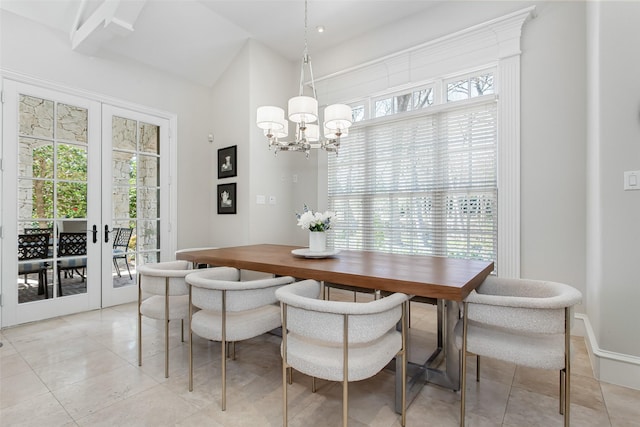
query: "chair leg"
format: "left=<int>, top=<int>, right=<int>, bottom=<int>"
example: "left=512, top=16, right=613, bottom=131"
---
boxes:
left=181, top=319, right=184, bottom=343
left=221, top=290, right=227, bottom=411
left=221, top=338, right=227, bottom=411
left=282, top=358, right=288, bottom=427
left=164, top=278, right=170, bottom=379
left=282, top=302, right=289, bottom=427
left=460, top=301, right=469, bottom=427
left=57, top=269, right=63, bottom=297
left=288, top=367, right=293, bottom=385
left=559, top=369, right=565, bottom=415
left=137, top=275, right=142, bottom=367
left=476, top=355, right=481, bottom=382
left=312, top=376, right=316, bottom=393
left=342, top=379, right=348, bottom=427
left=564, top=307, right=571, bottom=427
left=113, top=257, right=122, bottom=278
left=124, top=257, right=132, bottom=280
left=189, top=287, right=194, bottom=392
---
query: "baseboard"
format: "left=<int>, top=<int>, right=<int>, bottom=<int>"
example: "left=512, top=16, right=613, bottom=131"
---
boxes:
left=574, top=313, right=640, bottom=391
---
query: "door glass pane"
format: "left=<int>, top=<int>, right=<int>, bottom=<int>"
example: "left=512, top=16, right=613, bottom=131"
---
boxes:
left=56, top=144, right=87, bottom=181
left=19, top=95, right=54, bottom=138
left=17, top=94, right=88, bottom=303
left=20, top=138, right=53, bottom=178
left=112, top=116, right=136, bottom=150
left=140, top=122, right=159, bottom=154
left=57, top=103, right=88, bottom=143
left=111, top=118, right=160, bottom=289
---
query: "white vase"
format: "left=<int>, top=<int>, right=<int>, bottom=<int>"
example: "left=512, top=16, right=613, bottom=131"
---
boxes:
left=309, top=231, right=327, bottom=252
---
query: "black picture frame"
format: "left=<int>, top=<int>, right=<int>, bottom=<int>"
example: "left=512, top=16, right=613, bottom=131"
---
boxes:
left=217, top=183, right=237, bottom=214
left=217, top=145, right=237, bottom=179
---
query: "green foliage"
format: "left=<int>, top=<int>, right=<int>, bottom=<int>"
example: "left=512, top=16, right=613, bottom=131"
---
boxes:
left=129, top=157, right=137, bottom=218
left=32, top=143, right=88, bottom=218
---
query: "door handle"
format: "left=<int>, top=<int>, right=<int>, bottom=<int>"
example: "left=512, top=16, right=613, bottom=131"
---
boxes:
left=105, top=225, right=111, bottom=243
left=92, top=225, right=98, bottom=244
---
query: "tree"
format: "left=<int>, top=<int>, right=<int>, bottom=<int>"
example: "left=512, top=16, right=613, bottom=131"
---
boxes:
left=32, top=143, right=88, bottom=220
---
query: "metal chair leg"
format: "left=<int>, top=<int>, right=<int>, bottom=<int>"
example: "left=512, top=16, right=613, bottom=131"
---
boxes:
left=137, top=273, right=142, bottom=367
left=460, top=301, right=468, bottom=427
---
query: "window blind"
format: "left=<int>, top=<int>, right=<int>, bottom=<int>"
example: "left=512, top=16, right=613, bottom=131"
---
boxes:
left=328, top=100, right=497, bottom=263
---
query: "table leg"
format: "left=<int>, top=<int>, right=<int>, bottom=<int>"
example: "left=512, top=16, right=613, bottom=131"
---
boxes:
left=395, top=299, right=461, bottom=413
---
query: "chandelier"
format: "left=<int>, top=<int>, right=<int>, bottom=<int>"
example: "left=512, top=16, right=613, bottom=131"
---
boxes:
left=256, top=0, right=352, bottom=157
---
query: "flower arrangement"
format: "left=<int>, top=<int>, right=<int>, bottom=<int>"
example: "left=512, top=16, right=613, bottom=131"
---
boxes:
left=296, top=204, right=336, bottom=232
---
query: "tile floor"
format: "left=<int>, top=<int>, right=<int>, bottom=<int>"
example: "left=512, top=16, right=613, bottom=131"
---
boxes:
left=1, top=291, right=639, bottom=426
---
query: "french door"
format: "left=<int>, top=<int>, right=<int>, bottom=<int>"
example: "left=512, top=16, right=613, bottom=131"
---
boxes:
left=1, top=80, right=173, bottom=326
left=100, top=105, right=171, bottom=307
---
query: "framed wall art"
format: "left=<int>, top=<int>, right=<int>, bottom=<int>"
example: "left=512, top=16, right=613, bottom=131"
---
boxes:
left=217, top=183, right=237, bottom=214
left=217, top=145, right=237, bottom=179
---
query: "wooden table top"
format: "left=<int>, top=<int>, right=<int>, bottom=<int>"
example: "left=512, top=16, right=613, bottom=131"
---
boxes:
left=175, top=244, right=494, bottom=301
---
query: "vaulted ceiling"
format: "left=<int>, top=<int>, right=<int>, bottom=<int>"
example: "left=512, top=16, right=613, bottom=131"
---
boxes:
left=1, top=0, right=442, bottom=87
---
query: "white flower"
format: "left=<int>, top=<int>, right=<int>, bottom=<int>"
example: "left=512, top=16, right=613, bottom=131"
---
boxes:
left=296, top=205, right=336, bottom=232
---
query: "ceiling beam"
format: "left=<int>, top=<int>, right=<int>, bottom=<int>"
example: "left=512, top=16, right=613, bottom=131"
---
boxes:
left=70, top=0, right=147, bottom=55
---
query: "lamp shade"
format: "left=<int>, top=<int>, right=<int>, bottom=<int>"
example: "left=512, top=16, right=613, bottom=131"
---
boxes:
left=288, top=96, right=318, bottom=123
left=257, top=106, right=285, bottom=130
left=266, top=118, right=288, bottom=138
left=323, top=103, right=352, bottom=130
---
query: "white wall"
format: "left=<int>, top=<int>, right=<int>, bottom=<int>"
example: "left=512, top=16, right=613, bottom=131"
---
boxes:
left=519, top=2, right=587, bottom=306
left=208, top=42, right=252, bottom=247
left=208, top=40, right=317, bottom=248
left=247, top=40, right=317, bottom=247
left=593, top=0, right=640, bottom=359
left=0, top=10, right=214, bottom=251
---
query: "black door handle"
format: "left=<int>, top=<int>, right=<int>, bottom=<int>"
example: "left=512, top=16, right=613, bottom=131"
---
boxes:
left=92, top=225, right=98, bottom=244
left=105, top=225, right=111, bottom=243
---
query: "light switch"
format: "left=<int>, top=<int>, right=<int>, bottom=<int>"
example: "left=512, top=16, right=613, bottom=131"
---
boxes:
left=624, top=171, right=640, bottom=190
left=256, top=195, right=266, bottom=204
left=269, top=196, right=276, bottom=205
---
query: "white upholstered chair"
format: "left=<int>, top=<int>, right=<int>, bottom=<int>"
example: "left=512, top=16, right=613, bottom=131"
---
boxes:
left=186, top=268, right=295, bottom=411
left=137, top=260, right=193, bottom=378
left=455, top=276, right=582, bottom=427
left=276, top=279, right=409, bottom=427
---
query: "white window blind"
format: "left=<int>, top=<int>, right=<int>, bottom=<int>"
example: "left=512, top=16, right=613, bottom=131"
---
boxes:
left=328, top=99, right=497, bottom=263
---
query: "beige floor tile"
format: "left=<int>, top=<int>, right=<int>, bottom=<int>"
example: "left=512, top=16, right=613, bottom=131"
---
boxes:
left=0, top=337, right=19, bottom=358
left=76, top=384, right=200, bottom=426
left=0, top=391, right=76, bottom=427
left=52, top=364, right=159, bottom=419
left=33, top=347, right=130, bottom=391
left=0, top=351, right=33, bottom=379
left=15, top=334, right=106, bottom=371
left=0, top=369, right=50, bottom=410
left=601, top=381, right=640, bottom=426
left=503, top=386, right=611, bottom=427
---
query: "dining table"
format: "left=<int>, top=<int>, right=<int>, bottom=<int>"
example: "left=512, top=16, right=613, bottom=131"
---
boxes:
left=176, top=244, right=494, bottom=413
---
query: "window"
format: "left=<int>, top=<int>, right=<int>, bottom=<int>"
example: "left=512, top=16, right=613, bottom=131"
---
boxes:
left=329, top=73, right=497, bottom=264
left=446, top=73, right=494, bottom=102
left=372, top=86, right=434, bottom=118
